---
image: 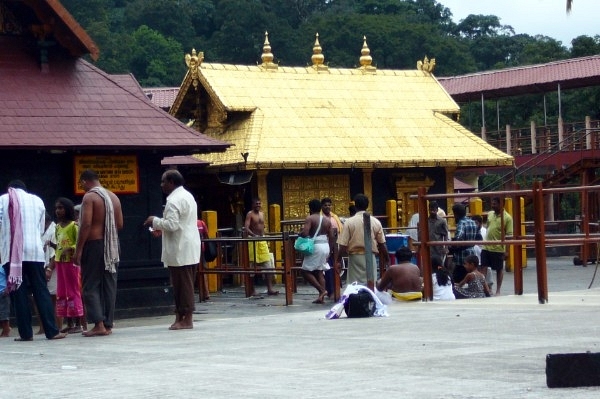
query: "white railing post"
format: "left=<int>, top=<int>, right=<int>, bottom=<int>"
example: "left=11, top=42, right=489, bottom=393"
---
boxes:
left=558, top=117, right=564, bottom=150
left=506, top=124, right=511, bottom=155
left=586, top=115, right=591, bottom=150
left=531, top=121, right=537, bottom=154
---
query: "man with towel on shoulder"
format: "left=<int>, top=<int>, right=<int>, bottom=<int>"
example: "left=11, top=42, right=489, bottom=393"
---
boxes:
left=74, top=169, right=123, bottom=337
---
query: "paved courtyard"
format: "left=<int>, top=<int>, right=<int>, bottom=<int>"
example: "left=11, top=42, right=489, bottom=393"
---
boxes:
left=2, top=256, right=600, bottom=398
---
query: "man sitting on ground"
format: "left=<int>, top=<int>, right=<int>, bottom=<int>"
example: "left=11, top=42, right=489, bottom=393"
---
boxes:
left=376, top=247, right=422, bottom=301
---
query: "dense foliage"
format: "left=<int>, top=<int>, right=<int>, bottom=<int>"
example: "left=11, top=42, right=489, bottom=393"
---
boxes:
left=62, top=0, right=600, bottom=127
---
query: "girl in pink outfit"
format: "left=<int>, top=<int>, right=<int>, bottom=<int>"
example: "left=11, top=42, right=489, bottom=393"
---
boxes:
left=53, top=198, right=85, bottom=333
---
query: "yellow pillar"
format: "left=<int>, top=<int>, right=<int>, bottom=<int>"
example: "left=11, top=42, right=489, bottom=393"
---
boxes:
left=469, top=197, right=482, bottom=216
left=445, top=168, right=455, bottom=215
left=202, top=210, right=218, bottom=292
left=269, top=203, right=282, bottom=283
left=519, top=197, right=527, bottom=268
left=386, top=199, right=398, bottom=230
left=362, top=168, right=374, bottom=213
left=504, top=197, right=526, bottom=271
left=256, top=170, right=269, bottom=228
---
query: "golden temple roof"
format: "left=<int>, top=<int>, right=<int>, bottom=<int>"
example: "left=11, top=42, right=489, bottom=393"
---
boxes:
left=170, top=41, right=514, bottom=170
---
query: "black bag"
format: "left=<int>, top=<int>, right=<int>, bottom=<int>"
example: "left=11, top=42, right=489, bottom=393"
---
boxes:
left=203, top=241, right=218, bottom=263
left=344, top=289, right=376, bottom=318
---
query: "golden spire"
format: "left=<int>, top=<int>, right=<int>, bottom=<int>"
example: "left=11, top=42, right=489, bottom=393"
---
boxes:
left=185, top=48, right=204, bottom=90
left=358, top=36, right=376, bottom=74
left=260, top=31, right=278, bottom=70
left=311, top=33, right=328, bottom=71
left=416, top=55, right=436, bottom=74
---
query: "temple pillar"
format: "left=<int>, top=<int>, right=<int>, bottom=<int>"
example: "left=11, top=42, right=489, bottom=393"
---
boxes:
left=257, top=170, right=270, bottom=228
left=203, top=210, right=218, bottom=292
left=269, top=203, right=282, bottom=283
left=386, top=200, right=398, bottom=230
left=445, top=168, right=455, bottom=214
left=362, top=168, right=374, bottom=213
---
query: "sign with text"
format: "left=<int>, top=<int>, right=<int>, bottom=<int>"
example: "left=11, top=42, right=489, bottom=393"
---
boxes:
left=74, top=155, right=139, bottom=195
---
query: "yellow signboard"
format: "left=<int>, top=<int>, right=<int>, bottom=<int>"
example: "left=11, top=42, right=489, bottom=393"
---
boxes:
left=74, top=155, right=139, bottom=195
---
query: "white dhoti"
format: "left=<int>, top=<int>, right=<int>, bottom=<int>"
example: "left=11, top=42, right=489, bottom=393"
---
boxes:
left=301, top=235, right=330, bottom=271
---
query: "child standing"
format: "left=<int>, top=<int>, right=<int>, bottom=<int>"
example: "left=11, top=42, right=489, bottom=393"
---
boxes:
left=453, top=254, right=491, bottom=299
left=53, top=198, right=86, bottom=333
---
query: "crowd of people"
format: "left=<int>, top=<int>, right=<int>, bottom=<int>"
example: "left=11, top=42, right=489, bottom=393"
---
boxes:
left=0, top=167, right=512, bottom=339
left=294, top=195, right=511, bottom=304
left=0, top=170, right=123, bottom=340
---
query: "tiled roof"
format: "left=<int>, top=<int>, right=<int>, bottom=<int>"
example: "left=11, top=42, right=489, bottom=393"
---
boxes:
left=438, top=55, right=600, bottom=102
left=143, top=87, right=180, bottom=110
left=161, top=155, right=209, bottom=166
left=170, top=62, right=513, bottom=169
left=0, top=37, right=229, bottom=155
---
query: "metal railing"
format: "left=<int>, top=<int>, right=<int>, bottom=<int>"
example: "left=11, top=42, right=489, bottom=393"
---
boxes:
left=415, top=183, right=600, bottom=304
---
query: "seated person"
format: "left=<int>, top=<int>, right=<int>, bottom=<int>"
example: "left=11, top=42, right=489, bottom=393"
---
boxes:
left=376, top=247, right=422, bottom=301
left=453, top=254, right=491, bottom=299
left=431, top=255, right=455, bottom=301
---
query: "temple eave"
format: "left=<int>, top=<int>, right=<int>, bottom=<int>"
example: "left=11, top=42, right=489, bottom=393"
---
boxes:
left=207, top=159, right=514, bottom=171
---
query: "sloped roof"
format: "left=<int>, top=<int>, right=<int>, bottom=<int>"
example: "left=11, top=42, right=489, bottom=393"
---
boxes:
left=454, top=177, right=474, bottom=191
left=438, top=55, right=600, bottom=102
left=0, top=37, right=229, bottom=154
left=143, top=87, right=180, bottom=110
left=171, top=62, right=513, bottom=169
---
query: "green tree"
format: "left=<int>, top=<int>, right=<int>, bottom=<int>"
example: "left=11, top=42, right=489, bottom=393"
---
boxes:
left=570, top=35, right=600, bottom=57
left=129, top=25, right=186, bottom=86
left=456, top=14, right=513, bottom=39
left=206, top=0, right=272, bottom=63
left=124, top=0, right=197, bottom=50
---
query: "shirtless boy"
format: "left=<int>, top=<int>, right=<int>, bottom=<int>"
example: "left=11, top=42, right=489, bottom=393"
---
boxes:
left=244, top=197, right=278, bottom=296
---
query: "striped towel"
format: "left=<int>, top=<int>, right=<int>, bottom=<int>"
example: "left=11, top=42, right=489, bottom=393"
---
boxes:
left=89, top=187, right=120, bottom=273
left=8, top=188, right=23, bottom=291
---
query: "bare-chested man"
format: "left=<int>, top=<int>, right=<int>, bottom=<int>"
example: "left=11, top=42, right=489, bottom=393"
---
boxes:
left=300, top=199, right=336, bottom=304
left=376, top=246, right=422, bottom=301
left=244, top=197, right=278, bottom=296
left=74, top=169, right=123, bottom=337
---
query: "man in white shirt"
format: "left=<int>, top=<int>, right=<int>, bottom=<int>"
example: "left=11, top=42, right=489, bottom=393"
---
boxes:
left=145, top=170, right=200, bottom=330
left=0, top=180, right=65, bottom=341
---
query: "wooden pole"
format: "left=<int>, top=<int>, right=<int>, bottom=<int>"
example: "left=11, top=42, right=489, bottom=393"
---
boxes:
left=511, top=191, right=524, bottom=295
left=533, top=181, right=548, bottom=303
left=363, top=212, right=374, bottom=290
left=418, top=187, right=432, bottom=301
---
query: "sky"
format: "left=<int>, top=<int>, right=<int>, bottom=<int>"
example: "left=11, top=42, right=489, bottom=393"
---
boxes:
left=439, top=0, right=599, bottom=47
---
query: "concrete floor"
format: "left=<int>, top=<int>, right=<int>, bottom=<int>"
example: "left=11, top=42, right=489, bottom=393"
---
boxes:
left=2, top=256, right=600, bottom=398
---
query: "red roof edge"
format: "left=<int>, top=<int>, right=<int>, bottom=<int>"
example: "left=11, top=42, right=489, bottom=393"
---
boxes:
left=43, top=0, right=100, bottom=61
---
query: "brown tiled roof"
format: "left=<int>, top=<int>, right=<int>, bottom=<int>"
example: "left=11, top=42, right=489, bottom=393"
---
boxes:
left=143, top=87, right=180, bottom=110
left=438, top=55, right=600, bottom=102
left=161, top=155, right=209, bottom=166
left=0, top=37, right=229, bottom=155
